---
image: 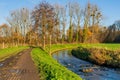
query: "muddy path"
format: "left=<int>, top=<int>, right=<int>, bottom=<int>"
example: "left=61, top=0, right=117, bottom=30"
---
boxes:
left=0, top=49, right=40, bottom=80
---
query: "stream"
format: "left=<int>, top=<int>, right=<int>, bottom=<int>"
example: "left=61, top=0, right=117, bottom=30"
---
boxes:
left=52, top=50, right=120, bottom=80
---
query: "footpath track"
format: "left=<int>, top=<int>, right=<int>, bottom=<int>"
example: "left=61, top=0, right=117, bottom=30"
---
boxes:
left=0, top=49, right=39, bottom=80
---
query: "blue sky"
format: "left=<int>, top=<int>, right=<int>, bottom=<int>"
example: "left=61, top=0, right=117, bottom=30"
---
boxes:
left=0, top=0, right=120, bottom=26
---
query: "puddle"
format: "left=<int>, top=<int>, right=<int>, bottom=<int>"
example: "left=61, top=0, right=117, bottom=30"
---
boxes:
left=9, top=69, right=19, bottom=74
left=0, top=63, right=3, bottom=67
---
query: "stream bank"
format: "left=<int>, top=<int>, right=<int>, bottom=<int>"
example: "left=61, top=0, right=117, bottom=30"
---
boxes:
left=71, top=47, right=120, bottom=68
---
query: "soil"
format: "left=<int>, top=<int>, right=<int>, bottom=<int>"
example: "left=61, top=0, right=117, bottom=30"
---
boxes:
left=0, top=49, right=40, bottom=80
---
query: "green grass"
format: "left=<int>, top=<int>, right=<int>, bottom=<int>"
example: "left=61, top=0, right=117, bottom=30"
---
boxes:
left=0, top=46, right=29, bottom=61
left=45, top=44, right=81, bottom=54
left=81, top=43, right=120, bottom=51
left=31, top=48, right=82, bottom=80
left=45, top=43, right=120, bottom=54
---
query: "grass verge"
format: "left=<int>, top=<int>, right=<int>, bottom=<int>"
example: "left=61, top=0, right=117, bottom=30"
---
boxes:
left=31, top=48, right=82, bottom=80
left=0, top=46, right=29, bottom=61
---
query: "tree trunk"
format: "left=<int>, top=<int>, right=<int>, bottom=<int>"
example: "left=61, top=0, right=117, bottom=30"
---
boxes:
left=2, top=42, right=5, bottom=49
left=76, top=31, right=79, bottom=43
left=49, top=35, right=52, bottom=55
left=43, top=35, right=45, bottom=49
left=30, top=34, right=31, bottom=46
left=24, top=37, right=25, bottom=46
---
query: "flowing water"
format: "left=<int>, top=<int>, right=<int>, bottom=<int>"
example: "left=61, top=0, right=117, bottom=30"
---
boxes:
left=52, top=50, right=120, bottom=80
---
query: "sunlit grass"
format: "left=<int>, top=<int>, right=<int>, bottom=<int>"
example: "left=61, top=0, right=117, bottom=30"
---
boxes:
left=45, top=43, right=120, bottom=54
left=81, top=43, right=120, bottom=50
left=31, top=48, right=82, bottom=80
left=0, top=46, right=29, bottom=61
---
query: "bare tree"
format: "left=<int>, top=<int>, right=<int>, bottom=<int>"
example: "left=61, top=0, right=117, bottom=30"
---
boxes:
left=0, top=24, right=9, bottom=48
left=21, top=8, right=32, bottom=45
left=54, top=4, right=61, bottom=43
left=32, top=1, right=58, bottom=51
left=7, top=8, right=31, bottom=46
left=105, top=20, right=120, bottom=43
left=83, top=2, right=91, bottom=43
left=60, top=5, right=67, bottom=43
left=68, top=2, right=75, bottom=43
left=74, top=2, right=82, bottom=43
left=90, top=5, right=102, bottom=42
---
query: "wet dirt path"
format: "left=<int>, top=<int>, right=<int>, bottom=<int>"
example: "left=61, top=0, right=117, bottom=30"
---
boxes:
left=0, top=49, right=39, bottom=80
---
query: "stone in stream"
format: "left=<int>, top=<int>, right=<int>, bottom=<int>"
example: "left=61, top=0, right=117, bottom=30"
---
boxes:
left=79, top=64, right=94, bottom=72
left=67, top=63, right=75, bottom=68
left=83, top=68, right=94, bottom=73
left=79, top=67, right=94, bottom=73
left=68, top=63, right=71, bottom=66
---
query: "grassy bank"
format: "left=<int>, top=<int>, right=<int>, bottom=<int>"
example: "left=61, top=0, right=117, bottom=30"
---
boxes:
left=45, top=44, right=81, bottom=54
left=0, top=46, right=29, bottom=61
left=31, top=48, right=82, bottom=80
left=45, top=43, right=120, bottom=54
left=72, top=47, right=120, bottom=68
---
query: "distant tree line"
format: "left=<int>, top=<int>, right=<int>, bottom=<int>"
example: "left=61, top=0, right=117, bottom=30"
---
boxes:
left=104, top=20, right=120, bottom=43
left=0, top=1, right=119, bottom=49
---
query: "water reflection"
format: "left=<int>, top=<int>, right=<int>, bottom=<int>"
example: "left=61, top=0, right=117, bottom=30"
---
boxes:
left=52, top=50, right=120, bottom=80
